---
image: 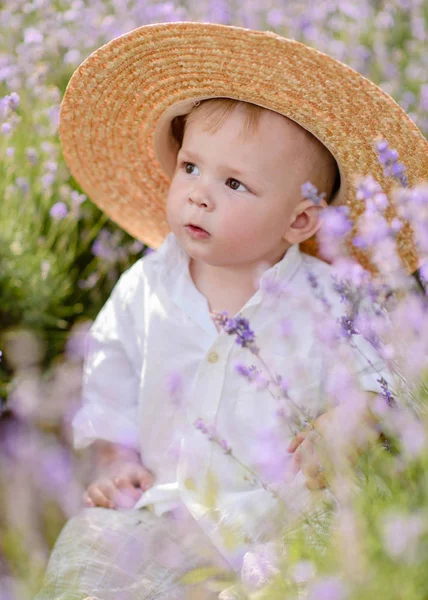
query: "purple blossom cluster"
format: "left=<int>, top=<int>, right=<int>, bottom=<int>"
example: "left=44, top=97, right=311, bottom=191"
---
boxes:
left=375, top=139, right=408, bottom=188
left=194, top=417, right=232, bottom=453
left=301, top=181, right=326, bottom=205
left=211, top=311, right=259, bottom=353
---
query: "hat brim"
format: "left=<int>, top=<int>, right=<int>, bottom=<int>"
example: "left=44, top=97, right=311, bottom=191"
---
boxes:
left=59, top=21, right=428, bottom=273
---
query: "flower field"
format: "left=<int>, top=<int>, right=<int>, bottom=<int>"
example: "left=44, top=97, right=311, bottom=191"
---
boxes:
left=1, top=1, right=428, bottom=598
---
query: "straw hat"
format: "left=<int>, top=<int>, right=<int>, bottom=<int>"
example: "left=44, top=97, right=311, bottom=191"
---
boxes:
left=59, top=21, right=428, bottom=274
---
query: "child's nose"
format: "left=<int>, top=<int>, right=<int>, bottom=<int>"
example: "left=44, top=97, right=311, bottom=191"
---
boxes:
left=188, top=182, right=214, bottom=210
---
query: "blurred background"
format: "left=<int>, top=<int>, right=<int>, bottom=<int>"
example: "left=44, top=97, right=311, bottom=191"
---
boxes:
left=0, top=1, right=427, bottom=597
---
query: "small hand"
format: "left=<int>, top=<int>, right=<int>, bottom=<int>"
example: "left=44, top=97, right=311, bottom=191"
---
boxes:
left=287, top=401, right=378, bottom=490
left=83, top=461, right=154, bottom=509
left=288, top=428, right=327, bottom=490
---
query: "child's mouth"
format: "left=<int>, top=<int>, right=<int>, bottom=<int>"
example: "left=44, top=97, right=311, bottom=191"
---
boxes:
left=185, top=224, right=210, bottom=239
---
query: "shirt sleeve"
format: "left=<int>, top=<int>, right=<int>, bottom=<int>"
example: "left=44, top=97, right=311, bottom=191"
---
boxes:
left=72, top=265, right=143, bottom=451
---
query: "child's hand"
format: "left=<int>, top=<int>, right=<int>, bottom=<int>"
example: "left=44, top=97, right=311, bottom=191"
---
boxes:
left=288, top=427, right=328, bottom=490
left=287, top=400, right=378, bottom=490
left=83, top=461, right=154, bottom=509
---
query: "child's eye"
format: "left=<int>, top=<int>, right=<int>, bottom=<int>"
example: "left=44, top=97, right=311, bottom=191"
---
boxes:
left=182, top=162, right=199, bottom=175
left=226, top=178, right=249, bottom=193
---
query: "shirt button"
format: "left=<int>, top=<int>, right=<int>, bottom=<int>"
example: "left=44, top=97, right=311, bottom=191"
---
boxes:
left=208, top=351, right=219, bottom=364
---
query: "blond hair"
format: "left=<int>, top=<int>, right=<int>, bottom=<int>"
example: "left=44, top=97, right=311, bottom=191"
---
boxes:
left=171, top=98, right=340, bottom=204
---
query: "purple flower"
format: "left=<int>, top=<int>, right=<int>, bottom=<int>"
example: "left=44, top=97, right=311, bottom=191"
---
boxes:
left=207, top=0, right=230, bottom=24
left=92, top=229, right=117, bottom=262
left=375, top=139, right=408, bottom=187
left=400, top=418, right=426, bottom=457
left=9, top=92, right=19, bottom=110
left=241, top=542, right=280, bottom=589
left=301, top=181, right=326, bottom=205
left=377, top=377, right=396, bottom=408
left=339, top=316, right=359, bottom=337
left=211, top=310, right=229, bottom=329
left=23, top=27, right=44, bottom=44
left=213, top=311, right=258, bottom=351
left=16, top=177, right=29, bottom=194
left=382, top=513, right=424, bottom=562
left=219, top=437, right=232, bottom=453
left=308, top=576, right=348, bottom=600
left=70, top=190, right=87, bottom=207
left=307, top=270, right=319, bottom=290
left=267, top=9, right=284, bottom=28
left=1, top=122, right=12, bottom=135
left=0, top=93, right=19, bottom=120
left=41, top=172, right=56, bottom=188
left=355, top=174, right=383, bottom=201
left=193, top=418, right=231, bottom=453
left=320, top=206, right=352, bottom=237
left=26, top=147, right=38, bottom=165
left=128, top=240, right=144, bottom=254
left=253, top=427, right=291, bottom=484
left=420, top=84, right=428, bottom=111
left=194, top=417, right=208, bottom=435
left=50, top=202, right=68, bottom=220
left=234, top=362, right=257, bottom=381
left=224, top=315, right=257, bottom=350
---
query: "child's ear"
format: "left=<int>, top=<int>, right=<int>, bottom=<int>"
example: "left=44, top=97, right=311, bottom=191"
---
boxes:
left=283, top=199, right=328, bottom=245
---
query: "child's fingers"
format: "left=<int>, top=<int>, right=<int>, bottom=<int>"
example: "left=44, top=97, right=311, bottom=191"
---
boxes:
left=82, top=492, right=95, bottom=507
left=305, top=471, right=327, bottom=490
left=87, top=480, right=117, bottom=509
left=86, top=486, right=114, bottom=509
left=125, top=465, right=154, bottom=491
left=300, top=446, right=328, bottom=490
left=114, top=478, right=143, bottom=500
left=289, top=439, right=314, bottom=475
left=137, top=470, right=154, bottom=491
left=287, top=431, right=307, bottom=453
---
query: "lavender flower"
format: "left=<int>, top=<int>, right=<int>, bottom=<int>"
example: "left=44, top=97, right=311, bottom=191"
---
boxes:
left=211, top=310, right=229, bottom=330
left=377, top=376, right=397, bottom=408
left=375, top=139, right=408, bottom=187
left=301, top=181, right=326, bottom=205
left=193, top=418, right=231, bottom=453
left=1, top=122, right=12, bottom=135
left=0, top=92, right=19, bottom=119
left=212, top=311, right=259, bottom=353
left=382, top=513, right=424, bottom=563
left=308, top=576, right=348, bottom=600
left=91, top=229, right=117, bottom=262
left=318, top=206, right=353, bottom=261
left=194, top=417, right=208, bottom=434
left=339, top=316, right=359, bottom=338
left=70, top=190, right=87, bottom=208
left=241, top=542, right=280, bottom=589
left=49, top=201, right=68, bottom=220
left=26, top=147, right=38, bottom=165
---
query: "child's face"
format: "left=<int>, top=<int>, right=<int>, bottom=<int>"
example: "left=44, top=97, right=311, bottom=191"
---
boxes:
left=166, top=104, right=324, bottom=269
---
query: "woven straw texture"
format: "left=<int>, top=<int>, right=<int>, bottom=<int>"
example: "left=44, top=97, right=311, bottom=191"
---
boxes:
left=59, top=22, right=428, bottom=274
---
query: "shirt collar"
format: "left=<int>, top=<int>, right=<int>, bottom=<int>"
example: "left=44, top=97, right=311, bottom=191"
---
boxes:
left=159, top=233, right=303, bottom=330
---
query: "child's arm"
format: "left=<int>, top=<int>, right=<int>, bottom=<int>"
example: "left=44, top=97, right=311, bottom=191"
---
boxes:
left=73, top=261, right=152, bottom=508
left=83, top=441, right=154, bottom=509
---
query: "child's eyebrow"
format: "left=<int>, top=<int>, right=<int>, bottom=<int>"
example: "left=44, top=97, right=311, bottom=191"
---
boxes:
left=178, top=149, right=253, bottom=181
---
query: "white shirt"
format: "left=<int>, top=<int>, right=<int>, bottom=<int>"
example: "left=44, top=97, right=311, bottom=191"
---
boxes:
left=73, top=232, right=389, bottom=568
